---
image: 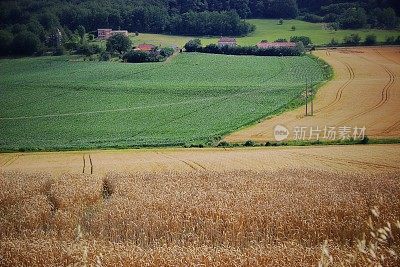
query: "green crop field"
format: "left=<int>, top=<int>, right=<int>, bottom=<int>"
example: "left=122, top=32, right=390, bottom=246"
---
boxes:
left=117, top=19, right=400, bottom=48
left=0, top=53, right=328, bottom=151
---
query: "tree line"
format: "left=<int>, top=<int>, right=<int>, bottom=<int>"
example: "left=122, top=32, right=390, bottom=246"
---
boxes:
left=0, top=0, right=399, bottom=56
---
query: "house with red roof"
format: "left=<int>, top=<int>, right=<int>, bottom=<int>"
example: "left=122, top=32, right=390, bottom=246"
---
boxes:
left=257, top=41, right=297, bottom=49
left=134, top=44, right=156, bottom=52
left=218, top=37, right=237, bottom=48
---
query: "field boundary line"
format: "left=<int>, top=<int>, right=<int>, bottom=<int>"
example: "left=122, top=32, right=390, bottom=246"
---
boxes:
left=290, top=151, right=399, bottom=170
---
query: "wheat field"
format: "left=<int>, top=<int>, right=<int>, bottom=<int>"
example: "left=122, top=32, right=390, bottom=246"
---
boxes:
left=1, top=169, right=399, bottom=266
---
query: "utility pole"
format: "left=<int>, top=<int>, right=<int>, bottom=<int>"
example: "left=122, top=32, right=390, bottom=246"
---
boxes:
left=310, top=85, right=314, bottom=116
left=305, top=79, right=308, bottom=116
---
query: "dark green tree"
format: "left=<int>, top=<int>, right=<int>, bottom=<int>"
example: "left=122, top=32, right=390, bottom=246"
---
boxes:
left=12, top=31, right=41, bottom=55
left=106, top=34, right=132, bottom=54
left=0, top=30, right=13, bottom=55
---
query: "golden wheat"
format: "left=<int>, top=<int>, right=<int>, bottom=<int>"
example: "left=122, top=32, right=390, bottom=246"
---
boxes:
left=0, top=169, right=399, bottom=266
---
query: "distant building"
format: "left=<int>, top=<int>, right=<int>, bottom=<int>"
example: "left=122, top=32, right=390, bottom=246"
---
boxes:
left=134, top=44, right=156, bottom=52
left=111, top=30, right=129, bottom=37
left=97, top=29, right=129, bottom=40
left=97, top=29, right=112, bottom=40
left=257, top=42, right=297, bottom=49
left=218, top=37, right=237, bottom=47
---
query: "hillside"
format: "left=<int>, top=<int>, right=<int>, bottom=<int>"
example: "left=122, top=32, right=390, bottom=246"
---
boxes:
left=0, top=53, right=327, bottom=151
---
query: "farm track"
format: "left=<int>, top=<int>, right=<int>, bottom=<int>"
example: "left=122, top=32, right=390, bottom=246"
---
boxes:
left=313, top=51, right=355, bottom=114
left=225, top=47, right=400, bottom=142
left=82, top=154, right=94, bottom=174
left=336, top=55, right=396, bottom=126
left=157, top=152, right=207, bottom=171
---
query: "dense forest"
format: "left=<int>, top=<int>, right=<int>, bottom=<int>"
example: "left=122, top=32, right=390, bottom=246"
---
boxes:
left=0, top=0, right=399, bottom=56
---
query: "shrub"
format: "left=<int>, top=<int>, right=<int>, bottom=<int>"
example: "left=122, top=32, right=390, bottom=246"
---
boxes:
left=364, top=34, right=377, bottom=45
left=184, top=39, right=201, bottom=52
left=291, top=25, right=296, bottom=31
left=275, top=38, right=287, bottom=42
left=278, top=19, right=283, bottom=25
left=99, top=51, right=111, bottom=61
left=328, top=38, right=340, bottom=46
left=290, top=36, right=311, bottom=46
left=343, top=34, right=361, bottom=46
left=122, top=50, right=165, bottom=63
left=302, top=13, right=324, bottom=23
left=53, top=46, right=65, bottom=56
left=217, top=141, right=230, bottom=147
left=244, top=140, right=255, bottom=147
left=160, top=47, right=174, bottom=57
left=76, top=43, right=102, bottom=56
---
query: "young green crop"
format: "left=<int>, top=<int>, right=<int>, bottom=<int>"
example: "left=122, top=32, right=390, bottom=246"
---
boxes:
left=0, top=53, right=327, bottom=150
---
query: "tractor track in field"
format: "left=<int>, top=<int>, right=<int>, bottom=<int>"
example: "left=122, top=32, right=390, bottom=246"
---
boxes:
left=314, top=54, right=355, bottom=114
left=157, top=152, right=207, bottom=171
left=0, top=155, right=20, bottom=168
left=82, top=154, right=94, bottom=174
left=335, top=54, right=396, bottom=126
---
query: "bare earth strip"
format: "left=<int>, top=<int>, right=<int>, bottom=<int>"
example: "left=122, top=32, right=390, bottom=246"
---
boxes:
left=0, top=144, right=398, bottom=175
left=225, top=47, right=400, bottom=142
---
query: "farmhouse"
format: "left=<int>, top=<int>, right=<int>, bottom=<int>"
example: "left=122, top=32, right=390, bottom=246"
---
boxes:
left=134, top=44, right=156, bottom=52
left=257, top=41, right=297, bottom=49
left=218, top=37, right=237, bottom=47
left=97, top=29, right=129, bottom=40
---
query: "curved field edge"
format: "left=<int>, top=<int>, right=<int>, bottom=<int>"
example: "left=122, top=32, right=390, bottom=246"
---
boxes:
left=0, top=54, right=328, bottom=152
left=219, top=54, right=333, bottom=143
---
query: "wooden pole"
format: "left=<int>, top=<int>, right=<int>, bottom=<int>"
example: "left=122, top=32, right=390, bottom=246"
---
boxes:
left=305, top=79, right=308, bottom=116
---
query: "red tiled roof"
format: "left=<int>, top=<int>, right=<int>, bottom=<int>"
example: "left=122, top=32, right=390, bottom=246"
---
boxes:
left=257, top=42, right=297, bottom=49
left=135, top=44, right=156, bottom=52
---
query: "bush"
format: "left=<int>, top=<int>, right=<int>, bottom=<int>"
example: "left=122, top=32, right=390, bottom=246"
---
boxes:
left=99, top=51, right=111, bottom=61
left=193, top=43, right=303, bottom=57
left=302, top=13, right=324, bottom=23
left=275, top=38, right=287, bottom=42
left=76, top=43, right=103, bottom=56
left=290, top=36, right=311, bottom=46
left=11, top=31, right=41, bottom=55
left=217, top=141, right=230, bottom=147
left=123, top=50, right=164, bottom=63
left=160, top=47, right=174, bottom=57
left=343, top=34, right=361, bottom=46
left=291, top=25, right=296, bottom=31
left=328, top=38, right=340, bottom=47
left=53, top=46, right=65, bottom=56
left=184, top=39, right=201, bottom=52
left=244, top=140, right=255, bottom=147
left=364, top=34, right=377, bottom=45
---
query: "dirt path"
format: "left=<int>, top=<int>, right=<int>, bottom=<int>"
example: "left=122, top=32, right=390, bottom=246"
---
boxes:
left=0, top=144, right=399, bottom=175
left=225, top=47, right=400, bottom=142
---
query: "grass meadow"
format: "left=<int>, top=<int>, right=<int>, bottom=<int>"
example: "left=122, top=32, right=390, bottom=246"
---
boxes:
left=121, top=19, right=400, bottom=48
left=0, top=53, right=328, bottom=151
